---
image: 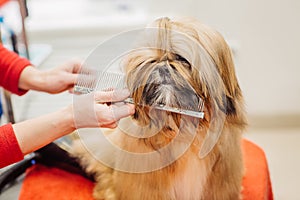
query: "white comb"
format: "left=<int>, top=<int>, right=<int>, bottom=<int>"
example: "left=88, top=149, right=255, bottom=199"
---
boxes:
left=123, top=98, right=204, bottom=119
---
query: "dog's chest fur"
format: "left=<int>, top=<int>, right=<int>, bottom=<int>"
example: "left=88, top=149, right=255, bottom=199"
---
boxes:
left=172, top=153, right=207, bottom=199
left=112, top=148, right=207, bottom=200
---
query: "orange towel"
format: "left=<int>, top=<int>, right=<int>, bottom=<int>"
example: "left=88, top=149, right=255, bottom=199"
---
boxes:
left=19, top=164, right=95, bottom=200
left=241, top=139, right=274, bottom=200
left=19, top=139, right=273, bottom=200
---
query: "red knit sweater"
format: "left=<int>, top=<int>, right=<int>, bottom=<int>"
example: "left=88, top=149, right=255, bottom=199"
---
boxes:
left=0, top=44, right=31, bottom=168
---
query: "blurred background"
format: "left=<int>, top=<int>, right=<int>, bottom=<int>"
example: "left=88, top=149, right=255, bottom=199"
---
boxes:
left=0, top=0, right=299, bottom=199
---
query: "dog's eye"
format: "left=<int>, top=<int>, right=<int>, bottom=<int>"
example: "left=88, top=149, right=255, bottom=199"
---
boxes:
left=169, top=63, right=176, bottom=70
left=174, top=54, right=191, bottom=70
left=175, top=54, right=190, bottom=66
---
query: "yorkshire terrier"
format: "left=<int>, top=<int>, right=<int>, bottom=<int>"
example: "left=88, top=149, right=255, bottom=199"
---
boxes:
left=72, top=17, right=247, bottom=200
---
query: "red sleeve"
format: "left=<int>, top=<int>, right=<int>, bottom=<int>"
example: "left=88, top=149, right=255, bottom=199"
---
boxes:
left=0, top=123, right=24, bottom=168
left=0, top=0, right=9, bottom=7
left=0, top=44, right=32, bottom=95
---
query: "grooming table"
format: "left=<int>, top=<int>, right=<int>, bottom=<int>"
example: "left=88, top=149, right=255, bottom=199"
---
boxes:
left=19, top=139, right=273, bottom=200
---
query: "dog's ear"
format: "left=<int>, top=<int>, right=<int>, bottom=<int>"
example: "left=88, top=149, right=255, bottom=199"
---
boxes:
left=219, top=95, right=236, bottom=116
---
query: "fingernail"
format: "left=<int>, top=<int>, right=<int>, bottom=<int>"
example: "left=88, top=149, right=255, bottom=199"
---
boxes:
left=129, top=104, right=135, bottom=114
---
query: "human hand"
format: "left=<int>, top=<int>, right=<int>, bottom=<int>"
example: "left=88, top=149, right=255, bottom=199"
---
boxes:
left=19, top=60, right=81, bottom=93
left=72, top=89, right=135, bottom=129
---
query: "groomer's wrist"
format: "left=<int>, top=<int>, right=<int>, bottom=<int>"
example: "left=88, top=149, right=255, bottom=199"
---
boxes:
left=60, top=105, right=77, bottom=133
left=18, top=66, right=44, bottom=91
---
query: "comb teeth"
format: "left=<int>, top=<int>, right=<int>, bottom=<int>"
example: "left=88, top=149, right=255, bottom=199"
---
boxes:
left=96, top=72, right=126, bottom=91
left=74, top=67, right=99, bottom=94
left=74, top=71, right=126, bottom=94
left=157, top=95, right=205, bottom=119
left=124, top=98, right=205, bottom=119
left=154, top=104, right=205, bottom=119
left=74, top=86, right=94, bottom=94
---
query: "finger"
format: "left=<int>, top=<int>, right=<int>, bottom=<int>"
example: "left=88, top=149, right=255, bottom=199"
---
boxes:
left=66, top=73, right=79, bottom=84
left=62, top=58, right=83, bottom=73
left=101, top=122, right=118, bottom=129
left=94, top=89, right=130, bottom=103
left=71, top=60, right=83, bottom=74
left=110, top=104, right=135, bottom=121
left=68, top=87, right=75, bottom=94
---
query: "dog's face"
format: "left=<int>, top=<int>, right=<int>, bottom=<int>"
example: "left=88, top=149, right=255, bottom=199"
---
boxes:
left=127, top=55, right=202, bottom=129
left=122, top=17, right=246, bottom=152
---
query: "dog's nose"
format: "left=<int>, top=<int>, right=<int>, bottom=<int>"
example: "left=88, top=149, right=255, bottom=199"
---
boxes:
left=158, top=66, right=170, bottom=76
left=158, top=66, right=172, bottom=84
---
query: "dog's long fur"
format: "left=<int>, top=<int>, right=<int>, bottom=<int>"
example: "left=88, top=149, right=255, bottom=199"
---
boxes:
left=73, top=17, right=247, bottom=200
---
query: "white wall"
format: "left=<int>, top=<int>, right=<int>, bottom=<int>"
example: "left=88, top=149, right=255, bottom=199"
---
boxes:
left=239, top=0, right=300, bottom=115
left=149, top=0, right=300, bottom=116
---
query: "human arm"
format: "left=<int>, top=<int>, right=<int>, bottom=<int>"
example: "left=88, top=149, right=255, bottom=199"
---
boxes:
left=0, top=44, right=81, bottom=95
left=0, top=90, right=135, bottom=168
left=0, top=44, right=31, bottom=95
left=18, top=60, right=81, bottom=94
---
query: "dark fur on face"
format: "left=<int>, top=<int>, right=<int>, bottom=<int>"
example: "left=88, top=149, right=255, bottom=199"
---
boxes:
left=128, top=58, right=202, bottom=128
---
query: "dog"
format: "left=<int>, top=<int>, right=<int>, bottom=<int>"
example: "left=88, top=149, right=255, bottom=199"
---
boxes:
left=72, top=17, right=247, bottom=200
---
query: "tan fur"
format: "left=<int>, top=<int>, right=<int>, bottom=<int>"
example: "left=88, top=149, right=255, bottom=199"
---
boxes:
left=72, top=17, right=247, bottom=200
